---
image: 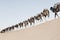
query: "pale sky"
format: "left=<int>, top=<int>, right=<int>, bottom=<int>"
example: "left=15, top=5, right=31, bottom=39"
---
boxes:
left=0, top=0, right=60, bottom=30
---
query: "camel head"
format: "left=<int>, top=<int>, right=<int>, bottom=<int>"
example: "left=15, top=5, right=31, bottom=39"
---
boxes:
left=50, top=7, right=56, bottom=13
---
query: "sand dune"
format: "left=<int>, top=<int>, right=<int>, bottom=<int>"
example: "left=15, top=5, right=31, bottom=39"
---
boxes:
left=0, top=18, right=60, bottom=40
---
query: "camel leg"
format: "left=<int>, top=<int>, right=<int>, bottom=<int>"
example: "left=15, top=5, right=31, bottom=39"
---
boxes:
left=20, top=24, right=22, bottom=28
left=56, top=13, right=59, bottom=18
left=19, top=25, right=21, bottom=28
left=24, top=24, right=27, bottom=27
left=48, top=13, right=50, bottom=18
left=30, top=23, right=32, bottom=25
left=56, top=14, right=59, bottom=18
left=55, top=12, right=58, bottom=18
left=33, top=21, right=35, bottom=24
left=55, top=14, right=56, bottom=18
left=43, top=16, right=46, bottom=22
left=40, top=17, right=43, bottom=22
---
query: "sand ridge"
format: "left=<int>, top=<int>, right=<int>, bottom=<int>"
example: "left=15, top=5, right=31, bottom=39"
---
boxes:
left=0, top=18, right=60, bottom=40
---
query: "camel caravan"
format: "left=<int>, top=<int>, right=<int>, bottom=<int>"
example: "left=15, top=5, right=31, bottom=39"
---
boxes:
left=0, top=2, right=60, bottom=33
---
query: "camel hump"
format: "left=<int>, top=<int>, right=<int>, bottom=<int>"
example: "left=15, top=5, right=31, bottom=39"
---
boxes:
left=43, top=9, right=49, bottom=12
left=54, top=2, right=60, bottom=8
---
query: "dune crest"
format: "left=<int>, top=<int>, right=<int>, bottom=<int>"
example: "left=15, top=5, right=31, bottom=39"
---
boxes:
left=0, top=18, right=60, bottom=40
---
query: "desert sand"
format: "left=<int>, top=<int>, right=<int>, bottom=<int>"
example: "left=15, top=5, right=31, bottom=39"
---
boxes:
left=0, top=18, right=60, bottom=40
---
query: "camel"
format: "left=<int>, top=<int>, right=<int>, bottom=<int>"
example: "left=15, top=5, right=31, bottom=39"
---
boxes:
left=0, top=26, right=15, bottom=33
left=41, top=9, right=49, bottom=18
left=23, top=20, right=28, bottom=27
left=34, top=13, right=42, bottom=21
left=0, top=27, right=9, bottom=33
left=8, top=27, right=12, bottom=31
left=18, top=22, right=23, bottom=28
left=14, top=24, right=18, bottom=28
left=0, top=29, right=6, bottom=33
left=11, top=26, right=15, bottom=29
left=4, top=28, right=9, bottom=32
left=50, top=2, right=60, bottom=18
left=4, top=26, right=14, bottom=32
left=28, top=17, right=35, bottom=25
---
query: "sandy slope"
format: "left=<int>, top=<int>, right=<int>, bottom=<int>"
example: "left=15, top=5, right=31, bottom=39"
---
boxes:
left=0, top=18, right=60, bottom=40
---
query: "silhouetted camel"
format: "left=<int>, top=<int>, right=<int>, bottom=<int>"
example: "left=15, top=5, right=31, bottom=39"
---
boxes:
left=0, top=27, right=9, bottom=33
left=0, top=26, right=15, bottom=33
left=34, top=13, right=42, bottom=21
left=41, top=9, right=49, bottom=18
left=18, top=22, right=23, bottom=28
left=4, top=28, right=9, bottom=32
left=8, top=27, right=12, bottom=31
left=0, top=29, right=6, bottom=33
left=11, top=26, right=15, bottom=29
left=28, top=17, right=35, bottom=25
left=14, top=24, right=18, bottom=28
left=23, top=20, right=28, bottom=27
left=50, top=2, right=60, bottom=18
